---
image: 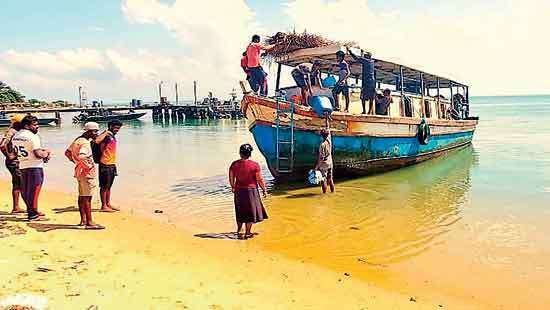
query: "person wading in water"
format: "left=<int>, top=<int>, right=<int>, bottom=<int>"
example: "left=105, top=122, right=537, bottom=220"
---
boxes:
left=228, top=144, right=268, bottom=239
left=315, top=129, right=335, bottom=194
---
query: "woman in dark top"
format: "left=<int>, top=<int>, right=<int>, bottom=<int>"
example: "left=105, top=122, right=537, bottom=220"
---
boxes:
left=229, top=144, right=268, bottom=239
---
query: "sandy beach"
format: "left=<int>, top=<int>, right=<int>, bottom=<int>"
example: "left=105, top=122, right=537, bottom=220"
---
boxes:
left=0, top=180, right=482, bottom=309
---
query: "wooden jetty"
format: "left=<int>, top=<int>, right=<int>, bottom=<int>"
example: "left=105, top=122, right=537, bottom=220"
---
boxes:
left=1, top=104, right=216, bottom=124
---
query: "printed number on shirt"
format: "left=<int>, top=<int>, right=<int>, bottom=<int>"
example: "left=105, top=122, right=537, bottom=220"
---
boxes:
left=16, top=146, right=29, bottom=157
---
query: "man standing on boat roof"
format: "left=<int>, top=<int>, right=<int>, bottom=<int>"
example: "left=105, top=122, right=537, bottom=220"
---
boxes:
left=348, top=47, right=376, bottom=115
left=332, top=50, right=350, bottom=112
left=246, top=35, right=275, bottom=96
left=291, top=62, right=314, bottom=105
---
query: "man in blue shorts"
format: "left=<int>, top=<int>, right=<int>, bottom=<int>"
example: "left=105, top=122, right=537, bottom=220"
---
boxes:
left=332, top=51, right=350, bottom=112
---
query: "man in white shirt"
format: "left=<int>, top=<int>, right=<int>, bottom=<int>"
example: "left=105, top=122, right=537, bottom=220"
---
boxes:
left=11, top=115, right=51, bottom=221
left=65, top=122, right=104, bottom=229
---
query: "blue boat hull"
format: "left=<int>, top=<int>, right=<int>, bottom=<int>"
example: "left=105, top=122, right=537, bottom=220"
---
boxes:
left=251, top=123, right=474, bottom=180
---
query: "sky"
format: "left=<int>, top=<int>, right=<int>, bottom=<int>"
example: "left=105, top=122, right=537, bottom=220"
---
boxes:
left=1, top=0, right=549, bottom=103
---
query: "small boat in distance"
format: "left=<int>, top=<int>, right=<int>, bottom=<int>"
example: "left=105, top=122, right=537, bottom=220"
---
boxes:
left=73, top=109, right=146, bottom=123
left=240, top=41, right=479, bottom=181
left=0, top=112, right=57, bottom=127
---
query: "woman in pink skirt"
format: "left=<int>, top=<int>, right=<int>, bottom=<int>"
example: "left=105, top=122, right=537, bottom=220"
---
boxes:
left=228, top=144, right=268, bottom=239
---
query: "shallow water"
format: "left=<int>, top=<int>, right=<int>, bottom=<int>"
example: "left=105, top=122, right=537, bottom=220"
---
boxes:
left=1, top=95, right=549, bottom=308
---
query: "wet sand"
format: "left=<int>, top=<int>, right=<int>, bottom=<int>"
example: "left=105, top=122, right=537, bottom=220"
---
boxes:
left=0, top=180, right=480, bottom=309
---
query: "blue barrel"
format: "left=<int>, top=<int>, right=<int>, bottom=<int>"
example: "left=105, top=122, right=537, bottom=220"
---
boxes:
left=309, top=96, right=333, bottom=117
left=322, top=75, right=336, bottom=88
left=137, top=99, right=142, bottom=106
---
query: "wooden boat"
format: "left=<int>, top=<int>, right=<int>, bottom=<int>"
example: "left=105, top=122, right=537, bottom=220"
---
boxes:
left=73, top=109, right=146, bottom=123
left=240, top=44, right=478, bottom=181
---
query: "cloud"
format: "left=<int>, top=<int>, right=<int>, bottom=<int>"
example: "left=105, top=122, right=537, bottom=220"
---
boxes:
left=1, top=0, right=263, bottom=102
left=122, top=0, right=262, bottom=92
left=283, top=0, right=550, bottom=95
left=0, top=48, right=201, bottom=102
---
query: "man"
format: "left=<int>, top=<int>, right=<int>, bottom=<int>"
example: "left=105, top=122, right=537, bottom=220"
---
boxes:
left=0, top=114, right=25, bottom=214
left=95, top=120, right=122, bottom=212
left=332, top=51, right=350, bottom=112
left=315, top=129, right=335, bottom=194
left=246, top=34, right=275, bottom=96
left=348, top=48, right=376, bottom=114
left=65, top=122, right=104, bottom=229
left=375, top=89, right=393, bottom=116
left=11, top=115, right=51, bottom=221
left=291, top=62, right=313, bottom=105
left=310, top=60, right=323, bottom=88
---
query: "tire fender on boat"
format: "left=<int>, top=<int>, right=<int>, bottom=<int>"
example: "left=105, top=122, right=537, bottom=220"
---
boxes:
left=417, top=118, right=431, bottom=145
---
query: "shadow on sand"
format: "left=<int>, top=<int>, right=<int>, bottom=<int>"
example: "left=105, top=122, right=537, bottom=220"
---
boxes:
left=194, top=232, right=259, bottom=240
left=27, top=223, right=83, bottom=232
left=194, top=232, right=240, bottom=240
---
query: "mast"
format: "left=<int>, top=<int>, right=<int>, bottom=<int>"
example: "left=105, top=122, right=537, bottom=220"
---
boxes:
left=175, top=83, right=179, bottom=105
left=193, top=81, right=197, bottom=105
left=399, top=66, right=405, bottom=117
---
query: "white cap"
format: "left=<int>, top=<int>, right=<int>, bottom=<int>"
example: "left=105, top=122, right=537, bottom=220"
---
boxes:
left=84, top=122, right=100, bottom=131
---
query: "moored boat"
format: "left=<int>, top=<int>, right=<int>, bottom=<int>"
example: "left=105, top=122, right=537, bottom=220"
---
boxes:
left=0, top=112, right=57, bottom=127
left=240, top=43, right=479, bottom=181
left=73, top=109, right=146, bottom=123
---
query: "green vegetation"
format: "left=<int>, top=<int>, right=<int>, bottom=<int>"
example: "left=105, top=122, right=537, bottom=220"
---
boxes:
left=0, top=81, right=25, bottom=103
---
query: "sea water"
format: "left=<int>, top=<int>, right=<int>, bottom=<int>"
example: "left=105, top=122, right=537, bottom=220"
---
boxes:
left=1, top=95, right=549, bottom=308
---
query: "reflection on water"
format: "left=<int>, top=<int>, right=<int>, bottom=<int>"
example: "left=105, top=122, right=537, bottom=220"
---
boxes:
left=256, top=146, right=477, bottom=267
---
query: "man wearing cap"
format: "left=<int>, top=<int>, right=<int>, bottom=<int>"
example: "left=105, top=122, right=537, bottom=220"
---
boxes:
left=65, top=122, right=104, bottom=229
left=0, top=114, right=24, bottom=214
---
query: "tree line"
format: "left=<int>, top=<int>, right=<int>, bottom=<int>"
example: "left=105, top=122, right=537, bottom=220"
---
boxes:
left=0, top=81, right=25, bottom=103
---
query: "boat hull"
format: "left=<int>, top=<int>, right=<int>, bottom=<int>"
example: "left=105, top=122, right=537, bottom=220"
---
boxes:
left=78, top=112, right=146, bottom=123
left=243, top=95, right=478, bottom=180
left=0, top=118, right=57, bottom=127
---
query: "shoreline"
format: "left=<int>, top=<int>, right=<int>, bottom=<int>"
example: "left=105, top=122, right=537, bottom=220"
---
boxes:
left=0, top=180, right=477, bottom=309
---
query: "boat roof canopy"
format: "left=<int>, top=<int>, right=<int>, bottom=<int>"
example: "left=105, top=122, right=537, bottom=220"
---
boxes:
left=273, top=44, right=467, bottom=89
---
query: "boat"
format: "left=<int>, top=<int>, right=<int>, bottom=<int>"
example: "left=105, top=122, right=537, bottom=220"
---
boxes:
left=0, top=112, right=57, bottom=127
left=240, top=43, right=479, bottom=181
left=72, top=109, right=146, bottom=123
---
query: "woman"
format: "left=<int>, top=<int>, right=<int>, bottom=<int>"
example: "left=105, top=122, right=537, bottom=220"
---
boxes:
left=228, top=144, right=268, bottom=239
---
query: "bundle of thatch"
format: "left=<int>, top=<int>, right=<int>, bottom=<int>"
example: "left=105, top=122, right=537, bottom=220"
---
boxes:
left=263, top=31, right=349, bottom=58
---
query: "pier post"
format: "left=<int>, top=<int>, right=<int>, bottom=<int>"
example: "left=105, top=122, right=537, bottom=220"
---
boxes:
left=54, top=111, right=61, bottom=126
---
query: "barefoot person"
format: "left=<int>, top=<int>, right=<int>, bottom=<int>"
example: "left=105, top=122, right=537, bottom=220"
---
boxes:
left=65, top=122, right=104, bottom=229
left=228, top=144, right=268, bottom=239
left=11, top=115, right=51, bottom=221
left=0, top=114, right=24, bottom=214
left=95, top=120, right=122, bottom=212
left=315, top=129, right=335, bottom=194
left=332, top=51, right=350, bottom=112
